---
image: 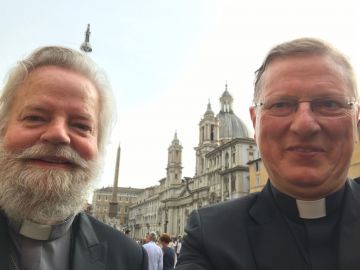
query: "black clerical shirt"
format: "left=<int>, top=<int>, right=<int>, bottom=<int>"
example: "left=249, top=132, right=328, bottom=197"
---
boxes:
left=270, top=184, right=345, bottom=270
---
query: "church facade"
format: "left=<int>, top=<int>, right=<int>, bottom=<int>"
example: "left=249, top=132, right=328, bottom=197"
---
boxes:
left=127, top=85, right=257, bottom=239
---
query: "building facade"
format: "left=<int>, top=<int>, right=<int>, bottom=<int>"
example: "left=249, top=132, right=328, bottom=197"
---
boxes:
left=248, top=158, right=268, bottom=193
left=127, top=86, right=257, bottom=239
left=92, top=187, right=144, bottom=229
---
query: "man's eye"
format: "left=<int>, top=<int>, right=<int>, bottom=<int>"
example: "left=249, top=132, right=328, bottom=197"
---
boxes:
left=23, top=115, right=46, bottom=122
left=269, top=101, right=293, bottom=109
left=73, top=123, right=92, bottom=132
left=316, top=100, right=341, bottom=109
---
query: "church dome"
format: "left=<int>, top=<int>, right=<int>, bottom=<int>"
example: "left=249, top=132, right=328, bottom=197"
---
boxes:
left=216, top=84, right=250, bottom=140
left=217, top=111, right=250, bottom=139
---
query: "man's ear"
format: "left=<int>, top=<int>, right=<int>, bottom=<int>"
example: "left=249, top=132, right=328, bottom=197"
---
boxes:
left=249, top=106, right=257, bottom=140
left=354, top=106, right=360, bottom=143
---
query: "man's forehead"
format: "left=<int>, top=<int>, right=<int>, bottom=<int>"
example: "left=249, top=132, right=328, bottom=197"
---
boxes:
left=261, top=57, right=349, bottom=92
left=18, top=66, right=98, bottom=98
left=10, top=66, right=100, bottom=120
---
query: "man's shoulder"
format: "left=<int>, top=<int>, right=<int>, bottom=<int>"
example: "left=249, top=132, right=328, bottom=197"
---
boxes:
left=81, top=213, right=119, bottom=234
left=187, top=192, right=262, bottom=229
left=198, top=192, right=260, bottom=215
left=347, top=177, right=360, bottom=193
left=348, top=177, right=360, bottom=198
left=144, top=241, right=161, bottom=249
left=143, top=241, right=162, bottom=255
left=72, top=213, right=147, bottom=270
left=353, top=176, right=360, bottom=184
left=143, top=241, right=154, bottom=248
left=78, top=213, right=141, bottom=250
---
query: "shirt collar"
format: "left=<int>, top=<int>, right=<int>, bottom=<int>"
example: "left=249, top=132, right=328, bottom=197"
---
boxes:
left=270, top=182, right=345, bottom=220
left=8, top=215, right=75, bottom=241
left=296, top=198, right=326, bottom=219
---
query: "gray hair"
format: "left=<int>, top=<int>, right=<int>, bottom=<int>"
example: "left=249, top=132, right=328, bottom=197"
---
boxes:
left=149, top=231, right=157, bottom=242
left=253, top=37, right=358, bottom=102
left=0, top=46, right=116, bottom=155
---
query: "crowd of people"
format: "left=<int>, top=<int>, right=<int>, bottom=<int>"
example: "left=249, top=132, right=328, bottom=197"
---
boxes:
left=138, top=232, right=182, bottom=270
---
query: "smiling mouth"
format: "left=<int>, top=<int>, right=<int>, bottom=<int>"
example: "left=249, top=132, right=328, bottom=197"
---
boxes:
left=26, top=156, right=75, bottom=167
left=287, top=146, right=325, bottom=153
left=40, top=157, right=70, bottom=163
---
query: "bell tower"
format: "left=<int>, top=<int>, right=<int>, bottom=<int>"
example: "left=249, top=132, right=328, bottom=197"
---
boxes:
left=195, top=100, right=219, bottom=176
left=166, top=132, right=183, bottom=186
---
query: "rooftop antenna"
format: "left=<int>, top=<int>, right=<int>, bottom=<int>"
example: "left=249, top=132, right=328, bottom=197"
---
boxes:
left=80, top=24, right=92, bottom=53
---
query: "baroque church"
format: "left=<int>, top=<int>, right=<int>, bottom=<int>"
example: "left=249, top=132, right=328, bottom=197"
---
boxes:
left=126, top=85, right=258, bottom=239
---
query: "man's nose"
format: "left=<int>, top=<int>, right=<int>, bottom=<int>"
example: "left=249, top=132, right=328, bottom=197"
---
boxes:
left=40, top=119, right=71, bottom=145
left=289, top=102, right=321, bottom=137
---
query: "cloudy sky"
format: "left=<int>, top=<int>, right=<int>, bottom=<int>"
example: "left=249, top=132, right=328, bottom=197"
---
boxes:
left=0, top=0, right=358, bottom=191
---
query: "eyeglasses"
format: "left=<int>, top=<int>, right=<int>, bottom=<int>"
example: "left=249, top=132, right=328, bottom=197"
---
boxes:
left=254, top=96, right=358, bottom=117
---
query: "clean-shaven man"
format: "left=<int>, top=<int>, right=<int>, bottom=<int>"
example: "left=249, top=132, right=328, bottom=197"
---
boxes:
left=175, top=37, right=360, bottom=270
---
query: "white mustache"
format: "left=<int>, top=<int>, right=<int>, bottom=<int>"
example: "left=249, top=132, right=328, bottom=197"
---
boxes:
left=14, top=144, right=89, bottom=169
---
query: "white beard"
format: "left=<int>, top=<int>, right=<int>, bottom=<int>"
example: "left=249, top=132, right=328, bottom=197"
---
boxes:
left=0, top=142, right=99, bottom=224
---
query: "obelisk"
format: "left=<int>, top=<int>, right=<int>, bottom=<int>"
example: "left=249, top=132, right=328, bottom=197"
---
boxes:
left=109, top=144, right=121, bottom=218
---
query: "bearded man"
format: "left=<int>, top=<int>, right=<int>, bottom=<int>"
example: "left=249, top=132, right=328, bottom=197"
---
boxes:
left=0, top=46, right=148, bottom=270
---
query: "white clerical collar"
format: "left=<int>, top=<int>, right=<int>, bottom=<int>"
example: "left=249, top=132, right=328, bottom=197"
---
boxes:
left=8, top=215, right=75, bottom=241
left=19, top=219, right=52, bottom=240
left=296, top=198, right=326, bottom=219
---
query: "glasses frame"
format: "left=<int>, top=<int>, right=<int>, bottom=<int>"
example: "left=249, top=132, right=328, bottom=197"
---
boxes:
left=253, top=96, right=358, bottom=117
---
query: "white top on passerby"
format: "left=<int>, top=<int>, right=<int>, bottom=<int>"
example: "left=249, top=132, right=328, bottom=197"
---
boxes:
left=176, top=241, right=182, bottom=255
left=143, top=241, right=163, bottom=270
